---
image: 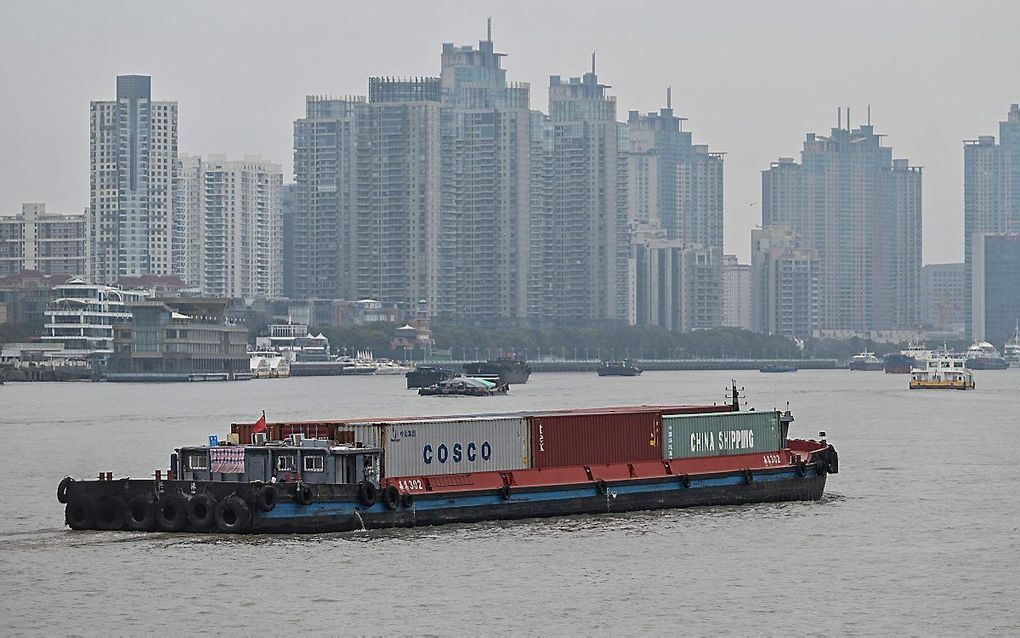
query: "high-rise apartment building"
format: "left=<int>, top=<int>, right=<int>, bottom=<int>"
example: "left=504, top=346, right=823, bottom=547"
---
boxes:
left=0, top=204, right=88, bottom=277
left=90, top=75, right=178, bottom=284
left=760, top=116, right=921, bottom=333
left=177, top=155, right=283, bottom=298
left=534, top=58, right=627, bottom=322
left=920, top=263, right=966, bottom=335
left=971, top=233, right=1020, bottom=346
left=751, top=226, right=820, bottom=337
left=721, top=254, right=752, bottom=330
left=963, top=104, right=1020, bottom=336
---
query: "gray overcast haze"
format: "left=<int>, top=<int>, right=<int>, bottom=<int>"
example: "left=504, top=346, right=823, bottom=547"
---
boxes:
left=2, top=0, right=1018, bottom=263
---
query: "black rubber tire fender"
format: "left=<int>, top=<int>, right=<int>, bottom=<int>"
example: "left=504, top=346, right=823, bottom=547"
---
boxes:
left=255, top=484, right=278, bottom=512
left=814, top=461, right=828, bottom=476
left=680, top=474, right=692, bottom=488
left=596, top=479, right=608, bottom=496
left=383, top=486, right=400, bottom=510
left=214, top=496, right=251, bottom=534
left=742, top=469, right=754, bottom=485
left=500, top=484, right=512, bottom=501
left=186, top=493, right=217, bottom=530
left=57, top=476, right=74, bottom=504
left=65, top=496, right=94, bottom=530
left=155, top=494, right=189, bottom=532
left=93, top=495, right=126, bottom=530
left=125, top=496, right=156, bottom=531
left=358, top=481, right=377, bottom=507
left=400, top=492, right=414, bottom=509
left=796, top=460, right=807, bottom=477
left=294, top=482, right=313, bottom=506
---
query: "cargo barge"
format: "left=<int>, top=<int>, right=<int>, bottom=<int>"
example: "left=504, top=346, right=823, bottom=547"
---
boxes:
left=57, top=387, right=838, bottom=534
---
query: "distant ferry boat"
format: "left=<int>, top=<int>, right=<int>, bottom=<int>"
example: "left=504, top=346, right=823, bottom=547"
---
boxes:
left=965, top=341, right=1010, bottom=370
left=910, top=351, right=975, bottom=390
left=1005, top=324, right=1020, bottom=366
left=848, top=351, right=884, bottom=371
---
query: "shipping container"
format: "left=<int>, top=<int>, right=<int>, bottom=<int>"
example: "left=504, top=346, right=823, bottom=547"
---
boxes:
left=661, top=410, right=782, bottom=460
left=375, top=416, right=530, bottom=478
left=530, top=411, right=662, bottom=468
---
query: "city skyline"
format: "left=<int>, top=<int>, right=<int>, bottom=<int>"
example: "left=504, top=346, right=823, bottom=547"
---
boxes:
left=2, top=1, right=1018, bottom=263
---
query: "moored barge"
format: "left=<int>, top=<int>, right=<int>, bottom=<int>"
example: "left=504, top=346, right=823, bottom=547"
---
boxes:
left=58, top=387, right=838, bottom=534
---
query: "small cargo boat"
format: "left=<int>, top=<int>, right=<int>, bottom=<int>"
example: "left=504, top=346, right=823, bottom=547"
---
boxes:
left=418, top=377, right=508, bottom=396
left=405, top=365, right=455, bottom=389
left=462, top=356, right=531, bottom=384
left=596, top=359, right=642, bottom=376
left=57, top=385, right=838, bottom=535
left=759, top=362, right=797, bottom=373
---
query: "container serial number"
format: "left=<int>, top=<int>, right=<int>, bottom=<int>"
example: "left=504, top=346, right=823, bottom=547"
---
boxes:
left=397, top=479, right=425, bottom=492
left=762, top=454, right=783, bottom=466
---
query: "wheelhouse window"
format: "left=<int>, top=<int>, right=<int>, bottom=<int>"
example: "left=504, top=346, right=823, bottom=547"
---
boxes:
left=187, top=452, right=208, bottom=470
left=276, top=455, right=296, bottom=472
left=304, top=455, right=324, bottom=472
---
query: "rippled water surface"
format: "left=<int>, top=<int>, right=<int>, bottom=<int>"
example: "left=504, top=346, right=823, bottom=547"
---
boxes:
left=1, top=370, right=1018, bottom=635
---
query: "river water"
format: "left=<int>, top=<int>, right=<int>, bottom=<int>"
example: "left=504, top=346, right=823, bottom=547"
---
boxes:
left=1, top=370, right=1017, bottom=635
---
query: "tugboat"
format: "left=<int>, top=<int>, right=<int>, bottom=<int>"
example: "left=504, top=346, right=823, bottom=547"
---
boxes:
left=55, top=383, right=838, bottom=535
left=759, top=362, right=797, bottom=373
left=405, top=364, right=455, bottom=389
left=1005, top=323, right=1020, bottom=366
left=910, top=350, right=975, bottom=390
left=848, top=351, right=884, bottom=371
left=418, top=377, right=509, bottom=397
left=462, top=355, right=531, bottom=384
left=596, top=359, right=643, bottom=376
left=965, top=341, right=1010, bottom=370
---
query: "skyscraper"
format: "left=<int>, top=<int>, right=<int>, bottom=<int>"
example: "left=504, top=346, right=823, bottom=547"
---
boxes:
left=721, top=254, right=752, bottom=330
left=963, top=104, right=1020, bottom=336
left=971, top=233, right=1020, bottom=346
left=90, top=75, right=178, bottom=284
left=0, top=204, right=88, bottom=277
left=760, top=114, right=921, bottom=333
left=751, top=226, right=820, bottom=337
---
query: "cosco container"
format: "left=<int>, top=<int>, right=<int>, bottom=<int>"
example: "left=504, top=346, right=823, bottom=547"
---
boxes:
left=379, top=416, right=530, bottom=478
left=661, top=411, right=782, bottom=460
left=530, top=412, right=662, bottom=468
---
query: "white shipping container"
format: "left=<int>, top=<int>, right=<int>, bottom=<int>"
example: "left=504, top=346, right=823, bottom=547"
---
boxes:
left=332, top=424, right=385, bottom=449
left=381, top=416, right=530, bottom=477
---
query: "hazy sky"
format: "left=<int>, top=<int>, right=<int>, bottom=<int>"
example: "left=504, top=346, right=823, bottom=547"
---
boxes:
left=2, top=0, right=1018, bottom=263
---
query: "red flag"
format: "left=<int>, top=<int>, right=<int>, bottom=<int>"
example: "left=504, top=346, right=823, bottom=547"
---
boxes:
left=253, top=411, right=267, bottom=434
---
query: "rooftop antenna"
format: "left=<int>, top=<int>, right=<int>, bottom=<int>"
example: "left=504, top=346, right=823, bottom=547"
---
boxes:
left=591, top=50, right=597, bottom=76
left=867, top=104, right=871, bottom=126
left=847, top=107, right=851, bottom=130
left=667, top=86, right=672, bottom=109
left=837, top=107, right=841, bottom=129
left=486, top=17, right=492, bottom=42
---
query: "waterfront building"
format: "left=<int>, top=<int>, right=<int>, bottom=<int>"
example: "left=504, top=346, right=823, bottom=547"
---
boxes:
left=920, top=263, right=966, bottom=336
left=761, top=113, right=921, bottom=332
left=971, top=233, right=1020, bottom=346
left=751, top=226, right=820, bottom=338
left=0, top=270, right=69, bottom=325
left=0, top=204, right=87, bottom=277
left=721, top=254, right=752, bottom=330
left=629, top=231, right=721, bottom=332
left=177, top=154, right=283, bottom=298
left=42, top=277, right=146, bottom=357
left=89, top=75, right=178, bottom=284
left=963, top=104, right=1020, bottom=336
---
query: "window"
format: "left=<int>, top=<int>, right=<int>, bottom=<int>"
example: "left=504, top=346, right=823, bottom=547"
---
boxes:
left=187, top=452, right=208, bottom=470
left=304, top=455, right=324, bottom=472
left=276, top=455, right=296, bottom=471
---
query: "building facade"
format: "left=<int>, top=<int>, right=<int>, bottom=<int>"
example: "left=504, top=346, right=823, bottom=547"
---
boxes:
left=721, top=254, right=752, bottom=330
left=90, top=75, right=178, bottom=284
left=760, top=117, right=921, bottom=332
left=0, top=204, right=87, bottom=277
left=971, top=233, right=1020, bottom=346
left=963, top=104, right=1020, bottom=336
left=751, top=226, right=820, bottom=338
left=920, top=263, right=966, bottom=336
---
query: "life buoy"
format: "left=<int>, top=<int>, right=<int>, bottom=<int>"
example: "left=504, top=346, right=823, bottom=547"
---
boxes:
left=742, top=469, right=754, bottom=485
left=500, top=484, right=512, bottom=500
left=187, top=494, right=217, bottom=530
left=383, top=486, right=400, bottom=510
left=596, top=479, right=608, bottom=495
left=400, top=493, right=414, bottom=508
left=294, top=482, right=313, bottom=506
left=358, top=481, right=377, bottom=507
left=57, top=476, right=74, bottom=504
left=255, top=484, right=277, bottom=512
left=680, top=474, right=691, bottom=488
left=93, top=495, right=126, bottom=530
left=155, top=494, right=189, bottom=532
left=125, top=496, right=156, bottom=531
left=65, top=496, right=94, bottom=530
left=214, top=496, right=251, bottom=533
left=796, top=460, right=807, bottom=477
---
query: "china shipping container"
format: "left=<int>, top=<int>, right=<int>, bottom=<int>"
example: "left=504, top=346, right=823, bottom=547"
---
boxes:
left=661, top=411, right=782, bottom=460
left=375, top=416, right=530, bottom=478
left=529, top=411, right=662, bottom=469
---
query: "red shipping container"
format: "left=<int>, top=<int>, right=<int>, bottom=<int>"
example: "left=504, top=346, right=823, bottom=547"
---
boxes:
left=530, top=411, right=662, bottom=468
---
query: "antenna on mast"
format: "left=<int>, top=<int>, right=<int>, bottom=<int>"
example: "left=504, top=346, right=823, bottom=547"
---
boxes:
left=667, top=86, right=672, bottom=109
left=837, top=107, right=841, bottom=129
left=486, top=17, right=492, bottom=42
left=867, top=104, right=871, bottom=126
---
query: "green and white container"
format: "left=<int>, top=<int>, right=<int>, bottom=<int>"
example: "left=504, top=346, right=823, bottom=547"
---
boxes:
left=661, top=411, right=782, bottom=460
